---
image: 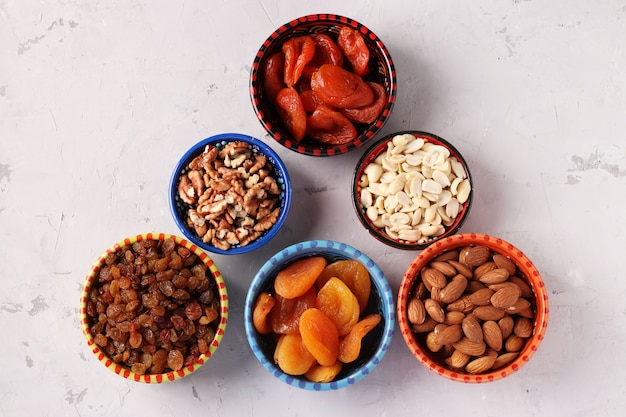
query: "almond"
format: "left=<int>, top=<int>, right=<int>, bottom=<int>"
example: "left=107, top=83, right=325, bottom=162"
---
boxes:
left=413, top=281, right=427, bottom=299
left=426, top=331, right=443, bottom=352
left=509, top=276, right=533, bottom=298
left=453, top=337, right=487, bottom=356
left=447, top=295, right=474, bottom=313
left=478, top=268, right=510, bottom=284
left=517, top=306, right=535, bottom=319
left=411, top=317, right=437, bottom=333
left=448, top=260, right=473, bottom=279
left=487, top=281, right=521, bottom=292
left=436, top=324, right=463, bottom=345
left=493, top=352, right=518, bottom=369
left=465, top=355, right=496, bottom=374
left=466, top=280, right=487, bottom=293
left=439, top=275, right=468, bottom=304
left=429, top=261, right=457, bottom=277
left=467, top=288, right=494, bottom=306
left=462, top=315, right=483, bottom=342
left=407, top=298, right=426, bottom=324
left=513, top=317, right=534, bottom=338
left=424, top=298, right=445, bottom=323
left=433, top=250, right=459, bottom=263
left=498, top=316, right=514, bottom=339
left=490, top=286, right=521, bottom=309
left=493, top=253, right=517, bottom=275
left=473, top=261, right=496, bottom=280
left=446, top=349, right=470, bottom=369
left=505, top=297, right=532, bottom=314
left=462, top=245, right=492, bottom=267
left=482, top=320, right=503, bottom=351
left=421, top=268, right=447, bottom=290
left=473, top=305, right=506, bottom=321
left=444, top=311, right=465, bottom=325
left=504, top=334, right=526, bottom=352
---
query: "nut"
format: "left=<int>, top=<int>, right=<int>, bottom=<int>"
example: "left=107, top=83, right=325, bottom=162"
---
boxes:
left=421, top=268, right=447, bottom=290
left=490, top=286, right=521, bottom=309
left=436, top=324, right=463, bottom=345
left=407, top=298, right=426, bottom=325
left=478, top=268, right=510, bottom=285
left=439, top=274, right=468, bottom=304
left=424, top=298, right=445, bottom=323
left=466, top=355, right=496, bottom=374
left=462, top=315, right=483, bottom=343
left=473, top=305, right=506, bottom=321
left=467, top=288, right=494, bottom=306
left=453, top=337, right=487, bottom=356
left=462, top=245, right=491, bottom=267
left=482, top=320, right=503, bottom=351
left=513, top=317, right=534, bottom=338
left=493, top=254, right=517, bottom=275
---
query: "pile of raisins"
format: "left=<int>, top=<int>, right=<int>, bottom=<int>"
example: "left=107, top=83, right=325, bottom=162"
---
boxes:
left=86, top=237, right=221, bottom=375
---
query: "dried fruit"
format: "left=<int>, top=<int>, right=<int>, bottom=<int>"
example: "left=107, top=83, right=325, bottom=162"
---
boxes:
left=252, top=292, right=275, bottom=334
left=338, top=313, right=381, bottom=363
left=274, top=333, right=316, bottom=375
left=316, top=260, right=371, bottom=313
left=305, top=361, right=343, bottom=383
left=299, top=308, right=339, bottom=366
left=316, top=277, right=360, bottom=336
left=274, top=256, right=327, bottom=299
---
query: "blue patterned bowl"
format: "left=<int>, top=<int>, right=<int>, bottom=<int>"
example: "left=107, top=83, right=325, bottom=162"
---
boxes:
left=244, top=240, right=395, bottom=390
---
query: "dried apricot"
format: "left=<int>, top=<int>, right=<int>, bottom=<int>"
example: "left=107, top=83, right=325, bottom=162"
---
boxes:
left=269, top=286, right=316, bottom=334
left=338, top=314, right=382, bottom=363
left=299, top=308, right=339, bottom=366
left=274, top=256, right=327, bottom=299
left=316, top=277, right=360, bottom=336
left=310, top=64, right=374, bottom=108
left=274, top=333, right=316, bottom=375
left=252, top=292, right=275, bottom=334
left=316, top=260, right=371, bottom=313
left=305, top=361, right=343, bottom=383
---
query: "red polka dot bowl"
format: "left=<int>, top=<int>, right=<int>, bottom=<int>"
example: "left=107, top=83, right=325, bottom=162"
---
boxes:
left=397, top=233, right=549, bottom=383
left=79, top=233, right=229, bottom=383
left=249, top=14, right=396, bottom=157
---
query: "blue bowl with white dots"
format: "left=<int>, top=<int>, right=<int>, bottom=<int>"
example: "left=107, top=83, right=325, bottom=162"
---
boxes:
left=244, top=239, right=395, bottom=391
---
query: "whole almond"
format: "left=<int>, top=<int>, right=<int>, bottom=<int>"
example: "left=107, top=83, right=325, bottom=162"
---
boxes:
left=462, top=245, right=492, bottom=267
left=505, top=334, right=526, bottom=352
left=440, top=275, right=468, bottom=304
left=436, top=324, right=463, bottom=345
left=493, top=254, right=517, bottom=275
left=433, top=250, right=459, bottom=263
left=467, top=288, right=495, bottom=306
left=482, top=320, right=503, bottom=351
left=487, top=281, right=521, bottom=292
left=407, top=298, right=426, bottom=324
left=505, top=297, right=532, bottom=314
left=493, top=352, right=519, bottom=369
left=473, top=305, right=506, bottom=321
left=478, top=268, right=510, bottom=284
left=430, top=286, right=441, bottom=302
left=517, top=306, right=535, bottom=319
left=513, top=317, right=534, bottom=338
left=444, top=310, right=465, bottom=325
left=466, top=280, right=487, bottom=293
left=447, top=295, right=475, bottom=313
left=498, top=316, right=515, bottom=339
left=426, top=331, right=443, bottom=352
left=453, top=337, right=487, bottom=356
left=429, top=261, right=457, bottom=277
left=425, top=298, right=445, bottom=323
left=413, top=281, right=427, bottom=300
left=490, top=286, right=521, bottom=309
left=465, top=355, right=496, bottom=374
left=473, top=261, right=497, bottom=280
left=411, top=317, right=437, bottom=333
left=421, top=268, right=447, bottom=290
left=509, top=276, right=533, bottom=298
left=448, top=260, right=473, bottom=279
left=446, top=349, right=471, bottom=369
left=462, top=315, right=483, bottom=342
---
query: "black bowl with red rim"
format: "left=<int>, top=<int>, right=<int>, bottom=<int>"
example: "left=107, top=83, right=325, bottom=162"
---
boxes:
left=250, top=14, right=397, bottom=157
left=352, top=131, right=474, bottom=250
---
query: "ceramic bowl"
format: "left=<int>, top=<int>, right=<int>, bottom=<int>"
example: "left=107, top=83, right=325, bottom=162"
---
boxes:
left=79, top=233, right=229, bottom=383
left=169, top=133, right=291, bottom=255
left=352, top=130, right=473, bottom=250
left=397, top=233, right=549, bottom=383
left=250, top=14, right=396, bottom=156
left=244, top=240, right=395, bottom=390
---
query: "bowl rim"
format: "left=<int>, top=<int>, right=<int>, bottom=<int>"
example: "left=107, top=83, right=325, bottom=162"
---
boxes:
left=249, top=13, right=397, bottom=157
left=79, top=232, right=229, bottom=383
left=397, top=233, right=549, bottom=383
left=168, top=132, right=292, bottom=255
left=352, top=130, right=473, bottom=250
left=244, top=239, right=396, bottom=390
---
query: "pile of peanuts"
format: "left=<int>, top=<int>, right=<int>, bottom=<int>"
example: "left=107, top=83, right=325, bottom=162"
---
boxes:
left=358, top=133, right=471, bottom=244
left=407, top=245, right=536, bottom=374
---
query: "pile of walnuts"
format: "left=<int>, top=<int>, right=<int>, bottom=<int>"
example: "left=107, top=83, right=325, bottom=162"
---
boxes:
left=177, top=141, right=282, bottom=250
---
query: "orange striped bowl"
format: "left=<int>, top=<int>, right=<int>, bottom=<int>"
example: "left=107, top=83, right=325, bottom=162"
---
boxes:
left=397, top=233, right=549, bottom=383
left=79, top=233, right=228, bottom=383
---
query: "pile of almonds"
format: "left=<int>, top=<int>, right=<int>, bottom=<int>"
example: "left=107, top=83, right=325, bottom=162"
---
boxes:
left=407, top=244, right=535, bottom=374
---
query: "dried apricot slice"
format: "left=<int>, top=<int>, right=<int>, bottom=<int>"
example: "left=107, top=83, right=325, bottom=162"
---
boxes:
left=252, top=292, right=275, bottom=334
left=316, top=277, right=360, bottom=336
left=274, top=333, right=316, bottom=375
left=305, top=361, right=343, bottom=383
left=316, top=260, right=371, bottom=313
left=338, top=313, right=382, bottom=363
left=274, top=256, right=327, bottom=299
left=269, top=286, right=316, bottom=334
left=299, top=308, right=339, bottom=366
